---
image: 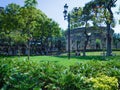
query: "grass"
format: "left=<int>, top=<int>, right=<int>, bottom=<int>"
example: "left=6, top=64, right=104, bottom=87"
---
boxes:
left=0, top=51, right=120, bottom=66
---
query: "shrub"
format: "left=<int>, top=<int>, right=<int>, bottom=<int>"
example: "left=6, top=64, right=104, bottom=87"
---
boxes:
left=0, top=58, right=120, bottom=90
left=59, top=72, right=91, bottom=90
left=87, top=75, right=118, bottom=90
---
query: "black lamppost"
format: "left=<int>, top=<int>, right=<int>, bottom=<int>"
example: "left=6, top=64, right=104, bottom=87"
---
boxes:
left=63, top=4, right=70, bottom=59
left=63, top=4, right=79, bottom=59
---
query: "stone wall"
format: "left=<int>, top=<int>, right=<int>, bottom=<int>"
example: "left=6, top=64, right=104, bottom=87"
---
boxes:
left=65, top=27, right=114, bottom=51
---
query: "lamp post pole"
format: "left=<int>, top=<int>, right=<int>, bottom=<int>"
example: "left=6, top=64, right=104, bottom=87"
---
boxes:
left=63, top=4, right=71, bottom=59
left=68, top=13, right=70, bottom=59
left=63, top=4, right=78, bottom=59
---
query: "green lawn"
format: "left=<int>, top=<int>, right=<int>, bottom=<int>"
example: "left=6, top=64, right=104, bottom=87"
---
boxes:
left=1, top=51, right=120, bottom=66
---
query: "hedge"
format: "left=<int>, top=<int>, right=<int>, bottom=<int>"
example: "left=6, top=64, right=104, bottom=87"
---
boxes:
left=0, top=58, right=120, bottom=90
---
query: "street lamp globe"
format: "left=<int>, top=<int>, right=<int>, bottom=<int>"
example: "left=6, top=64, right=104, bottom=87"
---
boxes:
left=63, top=4, right=68, bottom=19
left=64, top=4, right=68, bottom=11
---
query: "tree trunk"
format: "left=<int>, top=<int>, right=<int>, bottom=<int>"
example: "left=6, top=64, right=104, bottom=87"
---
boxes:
left=50, top=37, right=53, bottom=55
left=106, top=5, right=114, bottom=56
left=8, top=38, right=11, bottom=55
left=83, top=41, right=87, bottom=56
left=28, top=39, right=30, bottom=60
left=83, top=37, right=89, bottom=56
left=106, top=23, right=112, bottom=56
left=18, top=45, right=21, bottom=59
left=83, top=25, right=89, bottom=56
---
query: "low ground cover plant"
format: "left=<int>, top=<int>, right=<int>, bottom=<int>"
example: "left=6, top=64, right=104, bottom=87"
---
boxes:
left=0, top=57, right=120, bottom=90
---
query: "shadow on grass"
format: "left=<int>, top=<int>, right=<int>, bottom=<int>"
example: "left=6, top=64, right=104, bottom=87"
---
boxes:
left=54, top=55, right=117, bottom=61
left=0, top=55, right=19, bottom=59
left=1, top=54, right=120, bottom=62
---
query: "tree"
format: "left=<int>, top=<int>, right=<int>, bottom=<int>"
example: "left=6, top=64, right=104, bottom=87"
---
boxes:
left=37, top=18, right=61, bottom=55
left=19, top=6, right=47, bottom=59
left=0, top=3, right=21, bottom=35
left=24, top=0, right=38, bottom=7
left=47, top=19, right=61, bottom=54
left=18, top=5, right=61, bottom=56
left=0, top=3, right=22, bottom=55
left=23, top=0, right=38, bottom=59
left=70, top=5, right=95, bottom=56
left=84, top=0, right=117, bottom=56
left=81, top=4, right=95, bottom=56
left=70, top=7, right=83, bottom=29
left=0, top=1, right=61, bottom=57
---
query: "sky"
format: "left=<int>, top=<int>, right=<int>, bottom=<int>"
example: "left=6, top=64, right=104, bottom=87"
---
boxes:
left=0, top=0, right=120, bottom=33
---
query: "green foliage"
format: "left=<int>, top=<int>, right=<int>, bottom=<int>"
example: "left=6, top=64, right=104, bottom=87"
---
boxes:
left=0, top=2, right=61, bottom=46
left=96, top=39, right=101, bottom=44
left=70, top=7, right=83, bottom=29
left=24, top=0, right=38, bottom=7
left=83, top=0, right=117, bottom=56
left=87, top=75, right=118, bottom=90
left=0, top=3, right=21, bottom=34
left=0, top=59, right=63, bottom=89
left=0, top=57, right=120, bottom=90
